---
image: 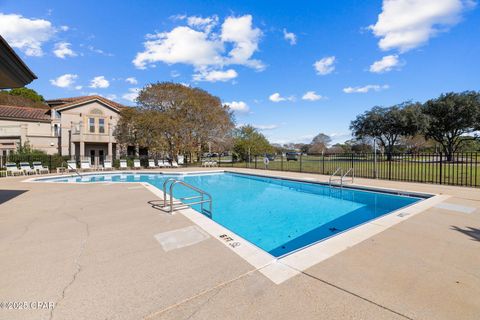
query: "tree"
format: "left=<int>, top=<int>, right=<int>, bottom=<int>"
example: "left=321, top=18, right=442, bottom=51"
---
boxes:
left=308, top=133, right=331, bottom=153
left=134, top=82, right=234, bottom=159
left=0, top=90, right=47, bottom=108
left=8, top=88, right=44, bottom=102
left=422, top=91, right=480, bottom=161
left=233, top=125, right=273, bottom=161
left=350, top=102, right=425, bottom=160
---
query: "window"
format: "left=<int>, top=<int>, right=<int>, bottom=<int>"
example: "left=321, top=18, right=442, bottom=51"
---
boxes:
left=99, top=118, right=105, bottom=133
left=53, top=124, right=60, bottom=137
left=89, top=118, right=95, bottom=133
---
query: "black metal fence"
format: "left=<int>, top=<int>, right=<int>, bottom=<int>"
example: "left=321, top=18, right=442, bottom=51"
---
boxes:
left=189, top=153, right=480, bottom=188
left=3, top=152, right=479, bottom=187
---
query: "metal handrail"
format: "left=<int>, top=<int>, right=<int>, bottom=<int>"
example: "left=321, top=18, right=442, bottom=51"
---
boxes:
left=329, top=167, right=343, bottom=186
left=65, top=160, right=81, bottom=177
left=161, top=178, right=213, bottom=217
left=342, top=168, right=354, bottom=185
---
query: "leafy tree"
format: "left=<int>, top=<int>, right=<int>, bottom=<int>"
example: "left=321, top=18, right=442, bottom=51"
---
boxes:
left=350, top=102, right=425, bottom=160
left=12, top=141, right=47, bottom=156
left=308, top=133, right=331, bottom=153
left=133, top=82, right=234, bottom=159
left=8, top=88, right=44, bottom=102
left=233, top=125, right=273, bottom=161
left=0, top=91, right=47, bottom=108
left=422, top=91, right=480, bottom=161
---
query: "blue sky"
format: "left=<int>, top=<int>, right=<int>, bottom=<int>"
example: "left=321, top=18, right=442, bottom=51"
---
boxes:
left=1, top=0, right=479, bottom=144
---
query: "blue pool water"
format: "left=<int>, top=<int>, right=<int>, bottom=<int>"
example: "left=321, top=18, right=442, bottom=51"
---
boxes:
left=41, top=172, right=422, bottom=257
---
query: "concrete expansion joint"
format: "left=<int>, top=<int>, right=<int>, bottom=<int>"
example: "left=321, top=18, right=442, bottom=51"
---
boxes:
left=49, top=212, right=90, bottom=320
left=290, top=265, right=414, bottom=320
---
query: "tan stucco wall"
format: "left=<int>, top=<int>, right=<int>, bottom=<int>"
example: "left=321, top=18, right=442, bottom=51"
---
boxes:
left=58, top=101, right=120, bottom=156
left=0, top=119, right=58, bottom=154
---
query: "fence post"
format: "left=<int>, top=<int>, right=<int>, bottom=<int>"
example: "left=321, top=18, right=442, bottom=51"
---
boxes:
left=300, top=154, right=303, bottom=172
left=439, top=152, right=443, bottom=185
left=388, top=155, right=392, bottom=180
left=281, top=154, right=283, bottom=171
left=49, top=155, right=52, bottom=171
left=322, top=154, right=325, bottom=174
left=255, top=155, right=257, bottom=169
left=351, top=153, right=354, bottom=169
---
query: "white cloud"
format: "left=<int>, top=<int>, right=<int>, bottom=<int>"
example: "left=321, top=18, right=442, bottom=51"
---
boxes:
left=283, top=29, right=297, bottom=45
left=125, top=77, right=138, bottom=85
left=133, top=15, right=263, bottom=81
left=170, top=70, right=181, bottom=78
left=221, top=15, right=264, bottom=70
left=314, top=56, right=336, bottom=75
left=269, top=92, right=295, bottom=102
left=50, top=74, right=78, bottom=88
left=0, top=13, right=58, bottom=56
left=74, top=85, right=83, bottom=90
left=369, top=0, right=474, bottom=52
left=343, top=84, right=389, bottom=93
left=254, top=124, right=278, bottom=130
left=106, top=94, right=117, bottom=101
left=53, top=42, right=77, bottom=59
left=302, top=91, right=323, bottom=101
left=225, top=101, right=249, bottom=113
left=369, top=54, right=401, bottom=73
left=193, top=69, right=238, bottom=82
left=122, top=88, right=140, bottom=102
left=89, top=76, right=110, bottom=89
left=187, top=15, right=219, bottom=33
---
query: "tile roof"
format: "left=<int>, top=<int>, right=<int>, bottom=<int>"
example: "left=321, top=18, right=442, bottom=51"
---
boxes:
left=0, top=105, right=50, bottom=121
left=46, top=95, right=128, bottom=110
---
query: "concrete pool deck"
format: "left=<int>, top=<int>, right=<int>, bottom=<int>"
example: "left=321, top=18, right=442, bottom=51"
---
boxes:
left=1, top=167, right=479, bottom=319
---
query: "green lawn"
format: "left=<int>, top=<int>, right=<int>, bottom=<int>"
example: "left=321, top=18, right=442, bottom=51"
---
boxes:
left=209, top=154, right=480, bottom=187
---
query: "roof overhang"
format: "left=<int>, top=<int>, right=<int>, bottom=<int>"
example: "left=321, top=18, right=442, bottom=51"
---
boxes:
left=54, top=98, right=121, bottom=113
left=0, top=36, right=37, bottom=89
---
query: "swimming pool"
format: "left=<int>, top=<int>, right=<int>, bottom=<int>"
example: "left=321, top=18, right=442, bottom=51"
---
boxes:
left=39, top=172, right=424, bottom=257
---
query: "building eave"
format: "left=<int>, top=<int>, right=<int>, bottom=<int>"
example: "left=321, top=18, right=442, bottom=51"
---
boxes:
left=0, top=36, right=37, bottom=89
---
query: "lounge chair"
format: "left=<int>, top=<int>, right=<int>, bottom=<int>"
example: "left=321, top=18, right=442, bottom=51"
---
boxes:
left=171, top=161, right=179, bottom=168
left=67, top=160, right=78, bottom=172
left=119, top=159, right=129, bottom=170
left=80, top=160, right=92, bottom=172
left=20, top=162, right=36, bottom=175
left=102, top=160, right=113, bottom=171
left=33, top=161, right=49, bottom=174
left=160, top=160, right=171, bottom=168
left=133, top=159, right=142, bottom=169
left=211, top=161, right=218, bottom=167
left=148, top=159, right=158, bottom=169
left=6, top=163, right=23, bottom=176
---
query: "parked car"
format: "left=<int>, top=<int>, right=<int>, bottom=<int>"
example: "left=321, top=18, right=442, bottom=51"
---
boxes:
left=285, top=152, right=300, bottom=161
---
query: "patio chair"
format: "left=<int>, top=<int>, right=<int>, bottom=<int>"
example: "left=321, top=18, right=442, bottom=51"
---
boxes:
left=103, top=160, right=113, bottom=171
left=133, top=159, right=142, bottom=169
left=119, top=159, right=129, bottom=170
left=67, top=160, right=78, bottom=172
left=20, top=162, right=36, bottom=175
left=32, top=161, right=49, bottom=174
left=148, top=159, right=157, bottom=169
left=6, top=163, right=23, bottom=176
left=80, top=160, right=92, bottom=172
left=171, top=161, right=179, bottom=168
left=163, top=160, right=172, bottom=168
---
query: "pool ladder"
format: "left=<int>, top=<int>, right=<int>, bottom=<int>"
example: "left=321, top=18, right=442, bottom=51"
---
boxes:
left=329, top=167, right=354, bottom=187
left=160, top=178, right=213, bottom=217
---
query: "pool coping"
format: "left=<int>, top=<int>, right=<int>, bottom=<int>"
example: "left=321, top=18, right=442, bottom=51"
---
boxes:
left=25, top=169, right=449, bottom=284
